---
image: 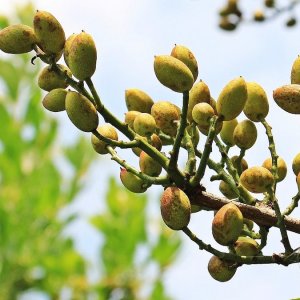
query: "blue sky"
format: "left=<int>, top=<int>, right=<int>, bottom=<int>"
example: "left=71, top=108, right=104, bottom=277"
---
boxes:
left=3, top=1, right=300, bottom=299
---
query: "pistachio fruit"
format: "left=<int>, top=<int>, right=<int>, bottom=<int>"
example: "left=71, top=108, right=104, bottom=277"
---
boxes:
left=125, top=88, right=154, bottom=113
left=91, top=124, right=118, bottom=154
left=42, top=88, right=67, bottom=112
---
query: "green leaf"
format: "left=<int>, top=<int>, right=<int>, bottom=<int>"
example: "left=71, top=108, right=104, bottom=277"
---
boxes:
left=149, top=280, right=172, bottom=300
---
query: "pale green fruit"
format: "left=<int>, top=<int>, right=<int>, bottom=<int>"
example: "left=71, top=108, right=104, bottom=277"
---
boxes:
left=273, top=84, right=300, bottom=114
left=124, top=111, right=141, bottom=129
left=133, top=113, right=157, bottom=136
left=292, top=152, right=300, bottom=176
left=65, top=91, right=98, bottom=132
left=38, top=64, right=71, bottom=91
left=192, top=102, right=215, bottom=127
left=125, top=89, right=154, bottom=113
left=234, top=236, right=259, bottom=256
left=262, top=157, right=287, bottom=182
left=154, top=55, right=194, bottom=92
left=151, top=101, right=180, bottom=137
left=67, top=31, right=97, bottom=80
left=64, top=33, right=77, bottom=67
left=187, top=81, right=211, bottom=121
left=91, top=124, right=118, bottom=154
left=219, top=181, right=237, bottom=199
left=230, top=155, right=248, bottom=175
left=0, top=24, right=36, bottom=54
left=212, top=203, right=244, bottom=246
left=33, top=10, right=65, bottom=56
left=216, top=76, right=248, bottom=121
left=240, top=166, right=274, bottom=193
left=208, top=256, right=237, bottom=282
left=197, top=119, right=223, bottom=136
left=42, top=88, right=67, bottom=112
left=220, top=119, right=238, bottom=146
left=120, top=168, right=148, bottom=193
left=244, top=82, right=269, bottom=122
left=160, top=186, right=191, bottom=230
left=291, top=56, right=300, bottom=84
left=233, top=120, right=257, bottom=149
left=170, top=44, right=198, bottom=81
left=139, top=151, right=162, bottom=176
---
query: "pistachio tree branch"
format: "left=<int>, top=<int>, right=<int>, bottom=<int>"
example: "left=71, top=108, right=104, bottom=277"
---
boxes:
left=186, top=186, right=300, bottom=235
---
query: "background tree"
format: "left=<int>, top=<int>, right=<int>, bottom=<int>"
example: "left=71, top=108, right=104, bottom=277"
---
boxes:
left=0, top=3, right=181, bottom=300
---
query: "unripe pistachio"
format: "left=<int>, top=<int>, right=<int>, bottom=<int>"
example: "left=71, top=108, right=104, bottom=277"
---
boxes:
left=262, top=157, right=287, bottom=182
left=220, top=119, right=238, bottom=146
left=243, top=82, right=269, bottom=122
left=230, top=155, right=248, bottom=174
left=170, top=44, right=198, bottom=81
left=38, top=65, right=71, bottom=91
left=42, top=88, right=67, bottom=112
left=254, top=10, right=265, bottom=22
left=233, top=120, right=257, bottom=149
left=154, top=55, right=194, bottom=92
left=65, top=91, right=98, bottom=132
left=240, top=166, right=274, bottom=193
left=133, top=113, right=157, bottom=136
left=124, top=111, right=141, bottom=129
left=151, top=101, right=180, bottom=137
left=265, top=0, right=275, bottom=8
left=197, top=119, right=223, bottom=136
left=216, top=76, right=248, bottom=120
left=219, top=17, right=237, bottom=31
left=234, top=236, right=260, bottom=256
left=187, top=81, right=211, bottom=121
left=208, top=256, right=237, bottom=282
left=219, top=181, right=237, bottom=199
left=209, top=97, right=217, bottom=114
left=192, top=103, right=215, bottom=127
left=273, top=84, right=300, bottom=114
left=120, top=168, right=148, bottom=193
left=0, top=24, right=36, bottom=54
left=160, top=187, right=191, bottom=230
left=91, top=124, right=118, bottom=154
left=125, top=88, right=154, bottom=113
left=291, top=56, right=300, bottom=84
left=292, top=152, right=300, bottom=176
left=212, top=202, right=244, bottom=246
left=64, top=33, right=77, bottom=67
left=139, top=151, right=162, bottom=176
left=33, top=10, right=65, bottom=57
left=67, top=31, right=97, bottom=80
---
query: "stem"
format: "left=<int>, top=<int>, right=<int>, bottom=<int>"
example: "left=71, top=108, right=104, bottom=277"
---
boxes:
left=182, top=227, right=300, bottom=266
left=236, top=148, right=246, bottom=176
left=190, top=116, right=217, bottom=186
left=283, top=192, right=300, bottom=216
left=168, top=91, right=189, bottom=172
left=258, top=226, right=269, bottom=251
left=106, top=146, right=170, bottom=186
left=183, top=129, right=196, bottom=176
left=92, top=130, right=139, bottom=149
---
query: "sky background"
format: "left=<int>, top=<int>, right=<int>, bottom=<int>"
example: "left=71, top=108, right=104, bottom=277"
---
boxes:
left=2, top=1, right=300, bottom=300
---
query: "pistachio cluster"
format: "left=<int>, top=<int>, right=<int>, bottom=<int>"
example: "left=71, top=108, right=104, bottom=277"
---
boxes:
left=1, top=10, right=300, bottom=282
left=218, top=0, right=298, bottom=31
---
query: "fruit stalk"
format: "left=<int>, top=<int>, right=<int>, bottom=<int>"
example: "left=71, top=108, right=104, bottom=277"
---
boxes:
left=283, top=192, right=300, bottom=215
left=182, top=226, right=300, bottom=265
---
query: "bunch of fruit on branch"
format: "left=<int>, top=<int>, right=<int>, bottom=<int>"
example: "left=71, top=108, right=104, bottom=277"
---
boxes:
left=1, top=10, right=300, bottom=282
left=218, top=0, right=298, bottom=31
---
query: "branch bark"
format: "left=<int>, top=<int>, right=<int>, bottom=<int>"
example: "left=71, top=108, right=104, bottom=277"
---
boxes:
left=187, top=185, right=300, bottom=234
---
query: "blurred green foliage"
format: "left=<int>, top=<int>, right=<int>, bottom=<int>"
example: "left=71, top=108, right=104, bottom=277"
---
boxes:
left=0, top=3, right=182, bottom=300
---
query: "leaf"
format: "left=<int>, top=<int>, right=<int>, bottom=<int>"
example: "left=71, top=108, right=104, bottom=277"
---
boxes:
left=149, top=280, right=172, bottom=300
